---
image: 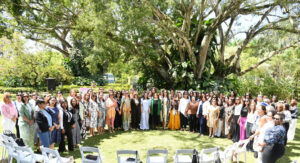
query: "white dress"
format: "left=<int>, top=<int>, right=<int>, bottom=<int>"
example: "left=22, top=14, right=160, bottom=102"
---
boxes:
left=140, top=99, right=151, bottom=130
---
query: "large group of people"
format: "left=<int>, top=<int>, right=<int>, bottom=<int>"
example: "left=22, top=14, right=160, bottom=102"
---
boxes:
left=0, top=88, right=298, bottom=163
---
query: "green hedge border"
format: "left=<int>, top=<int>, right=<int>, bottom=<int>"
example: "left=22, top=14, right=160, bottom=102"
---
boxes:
left=0, top=84, right=131, bottom=94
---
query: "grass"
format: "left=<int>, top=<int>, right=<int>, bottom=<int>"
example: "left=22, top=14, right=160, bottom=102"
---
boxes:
left=0, top=93, right=300, bottom=162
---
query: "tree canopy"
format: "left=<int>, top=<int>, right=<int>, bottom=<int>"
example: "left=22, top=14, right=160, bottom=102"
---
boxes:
left=1, top=0, right=299, bottom=90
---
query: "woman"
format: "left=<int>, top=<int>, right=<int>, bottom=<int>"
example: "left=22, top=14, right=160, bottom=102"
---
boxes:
left=185, top=96, right=198, bottom=132
left=1, top=93, right=18, bottom=133
left=19, top=93, right=35, bottom=148
left=140, top=93, right=151, bottom=130
left=261, top=113, right=286, bottom=163
left=70, top=98, right=81, bottom=147
left=246, top=100, right=257, bottom=151
left=79, top=93, right=90, bottom=139
left=249, top=105, right=269, bottom=163
left=207, top=98, right=220, bottom=138
left=67, top=89, right=77, bottom=108
left=288, top=99, right=298, bottom=141
left=35, top=98, right=54, bottom=148
left=168, top=96, right=180, bottom=130
left=131, top=92, right=141, bottom=130
left=232, top=97, right=242, bottom=142
left=162, top=91, right=170, bottom=130
left=178, top=91, right=190, bottom=131
left=197, top=96, right=206, bottom=136
left=58, top=100, right=75, bottom=152
left=106, top=92, right=118, bottom=133
left=97, top=93, right=106, bottom=134
left=46, top=96, right=62, bottom=149
left=215, top=99, right=225, bottom=137
left=121, top=92, right=131, bottom=131
left=225, top=98, right=234, bottom=138
left=277, top=103, right=291, bottom=146
left=238, top=99, right=249, bottom=140
left=150, top=93, right=162, bottom=130
left=114, top=91, right=122, bottom=130
left=89, top=93, right=100, bottom=136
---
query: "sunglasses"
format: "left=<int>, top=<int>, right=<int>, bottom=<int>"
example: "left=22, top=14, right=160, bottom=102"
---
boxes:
left=7, top=96, right=12, bottom=98
left=23, top=96, right=29, bottom=97
left=275, top=118, right=280, bottom=121
left=16, top=95, right=21, bottom=96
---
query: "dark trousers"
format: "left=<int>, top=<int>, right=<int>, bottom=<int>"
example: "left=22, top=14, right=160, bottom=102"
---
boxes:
left=180, top=113, right=187, bottom=129
left=198, top=114, right=206, bottom=134
left=59, top=128, right=73, bottom=152
left=188, top=114, right=197, bottom=132
left=246, top=122, right=254, bottom=151
left=15, top=118, right=20, bottom=138
left=232, top=115, right=240, bottom=142
left=283, top=122, right=289, bottom=146
left=262, top=144, right=285, bottom=163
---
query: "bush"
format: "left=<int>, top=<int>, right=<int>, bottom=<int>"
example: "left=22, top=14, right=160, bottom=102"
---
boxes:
left=0, top=83, right=131, bottom=94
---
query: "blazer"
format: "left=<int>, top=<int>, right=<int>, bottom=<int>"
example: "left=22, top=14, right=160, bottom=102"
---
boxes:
left=34, top=110, right=50, bottom=132
left=63, top=110, right=75, bottom=130
left=18, top=103, right=34, bottom=126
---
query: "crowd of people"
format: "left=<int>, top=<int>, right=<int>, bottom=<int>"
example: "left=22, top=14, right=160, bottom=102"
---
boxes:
left=0, top=88, right=298, bottom=163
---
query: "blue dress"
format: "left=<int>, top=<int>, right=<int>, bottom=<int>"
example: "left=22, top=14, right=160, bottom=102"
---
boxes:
left=140, top=99, right=150, bottom=130
left=46, top=106, right=61, bottom=144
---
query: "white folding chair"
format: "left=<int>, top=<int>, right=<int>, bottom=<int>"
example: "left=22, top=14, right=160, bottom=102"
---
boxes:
left=173, top=149, right=194, bottom=163
left=1, top=134, right=19, bottom=163
left=117, top=150, right=140, bottom=163
left=146, top=149, right=168, bottom=163
left=40, top=146, right=73, bottom=163
left=234, top=139, right=250, bottom=163
left=215, top=145, right=235, bottom=163
left=199, top=147, right=220, bottom=163
left=0, top=134, right=8, bottom=160
left=80, top=146, right=104, bottom=163
left=15, top=146, right=44, bottom=163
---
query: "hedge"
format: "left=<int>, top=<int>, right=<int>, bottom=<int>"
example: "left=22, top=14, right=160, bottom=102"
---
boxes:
left=0, top=83, right=131, bottom=94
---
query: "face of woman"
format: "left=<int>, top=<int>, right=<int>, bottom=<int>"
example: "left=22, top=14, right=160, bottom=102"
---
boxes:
left=250, top=103, right=255, bottom=110
left=39, top=103, right=46, bottom=109
left=85, top=94, right=90, bottom=100
left=191, top=97, right=196, bottom=102
left=71, top=91, right=76, bottom=97
left=71, top=99, right=77, bottom=106
left=274, top=115, right=281, bottom=125
left=235, top=98, right=240, bottom=104
left=49, top=98, right=56, bottom=106
left=212, top=100, right=217, bottom=106
left=62, top=102, right=67, bottom=109
left=23, top=94, right=29, bottom=103
left=258, top=106, right=265, bottom=116
left=217, top=100, right=222, bottom=106
left=245, top=100, right=249, bottom=106
left=267, top=112, right=273, bottom=122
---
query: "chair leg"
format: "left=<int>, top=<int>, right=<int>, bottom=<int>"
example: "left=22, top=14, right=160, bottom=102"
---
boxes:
left=237, top=153, right=239, bottom=163
left=245, top=152, right=247, bottom=163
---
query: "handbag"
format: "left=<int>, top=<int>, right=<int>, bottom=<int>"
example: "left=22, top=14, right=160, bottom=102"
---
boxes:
left=192, top=149, right=199, bottom=163
left=3, top=130, right=16, bottom=139
left=214, top=148, right=221, bottom=163
left=3, top=130, right=25, bottom=146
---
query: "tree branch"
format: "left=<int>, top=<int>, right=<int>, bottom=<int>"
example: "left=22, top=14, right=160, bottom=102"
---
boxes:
left=238, top=41, right=299, bottom=76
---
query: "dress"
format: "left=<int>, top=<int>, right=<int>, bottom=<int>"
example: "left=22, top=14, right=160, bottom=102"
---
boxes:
left=121, top=98, right=131, bottom=131
left=97, top=100, right=106, bottom=127
left=168, top=100, right=180, bottom=130
left=80, top=100, right=89, bottom=139
left=114, top=98, right=122, bottom=129
left=207, top=105, right=220, bottom=128
left=140, top=99, right=150, bottom=130
left=46, top=106, right=61, bottom=144
left=162, top=97, right=170, bottom=123
left=150, top=99, right=161, bottom=129
left=106, top=98, right=117, bottom=127
left=131, top=98, right=141, bottom=129
left=18, top=103, right=34, bottom=148
left=71, top=108, right=81, bottom=145
left=89, top=100, right=99, bottom=128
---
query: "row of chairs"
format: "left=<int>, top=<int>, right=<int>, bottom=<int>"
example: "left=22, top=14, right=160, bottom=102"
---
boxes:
left=0, top=132, right=250, bottom=163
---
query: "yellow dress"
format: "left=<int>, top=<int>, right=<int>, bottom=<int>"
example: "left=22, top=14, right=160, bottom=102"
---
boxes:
left=168, top=109, right=180, bottom=130
left=207, top=106, right=220, bottom=128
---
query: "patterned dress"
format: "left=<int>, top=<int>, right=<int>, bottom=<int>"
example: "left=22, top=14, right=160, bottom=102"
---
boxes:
left=97, top=100, right=106, bottom=127
left=80, top=100, right=89, bottom=139
left=71, top=108, right=81, bottom=145
left=89, top=100, right=99, bottom=128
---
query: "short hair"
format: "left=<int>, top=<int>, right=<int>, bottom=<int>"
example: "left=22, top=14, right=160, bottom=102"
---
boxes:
left=36, top=98, right=46, bottom=105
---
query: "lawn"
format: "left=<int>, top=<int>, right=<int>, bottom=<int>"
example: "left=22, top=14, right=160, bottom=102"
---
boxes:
left=0, top=93, right=299, bottom=162
left=1, top=116, right=299, bottom=162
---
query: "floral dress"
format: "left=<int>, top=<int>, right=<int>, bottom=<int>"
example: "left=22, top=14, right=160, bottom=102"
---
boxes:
left=89, top=100, right=99, bottom=128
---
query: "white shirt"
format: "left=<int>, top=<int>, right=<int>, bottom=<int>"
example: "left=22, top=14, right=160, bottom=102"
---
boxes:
left=202, top=101, right=210, bottom=116
left=246, top=111, right=257, bottom=124
left=234, top=104, right=242, bottom=116
left=178, top=98, right=190, bottom=114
